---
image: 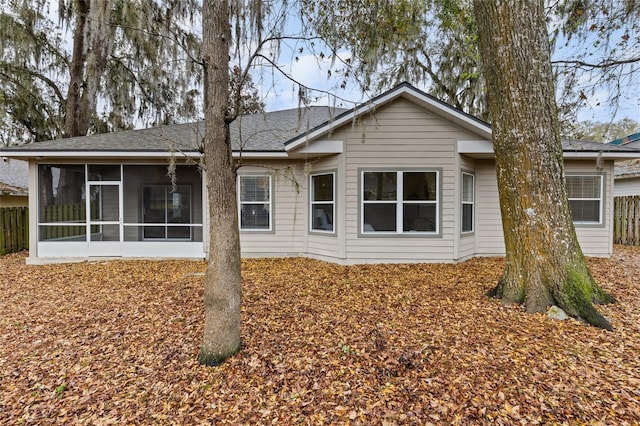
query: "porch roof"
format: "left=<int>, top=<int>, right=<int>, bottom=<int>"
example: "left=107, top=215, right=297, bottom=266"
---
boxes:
left=0, top=106, right=347, bottom=159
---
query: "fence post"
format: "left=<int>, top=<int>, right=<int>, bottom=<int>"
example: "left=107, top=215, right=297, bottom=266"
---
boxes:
left=0, top=209, right=5, bottom=255
left=614, top=197, right=620, bottom=244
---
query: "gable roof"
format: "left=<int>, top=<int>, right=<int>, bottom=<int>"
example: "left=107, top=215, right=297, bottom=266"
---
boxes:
left=285, top=82, right=492, bottom=152
left=1, top=83, right=639, bottom=161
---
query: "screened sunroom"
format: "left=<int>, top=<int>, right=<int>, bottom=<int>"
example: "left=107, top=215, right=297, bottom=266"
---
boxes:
left=36, top=163, right=204, bottom=258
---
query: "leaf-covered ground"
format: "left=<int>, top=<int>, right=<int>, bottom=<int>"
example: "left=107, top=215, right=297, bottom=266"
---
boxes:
left=1, top=248, right=639, bottom=425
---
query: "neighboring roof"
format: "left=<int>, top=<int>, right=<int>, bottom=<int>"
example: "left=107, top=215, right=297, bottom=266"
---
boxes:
left=0, top=181, right=27, bottom=196
left=608, top=132, right=640, bottom=146
left=615, top=159, right=640, bottom=179
left=0, top=159, right=28, bottom=194
left=608, top=134, right=640, bottom=179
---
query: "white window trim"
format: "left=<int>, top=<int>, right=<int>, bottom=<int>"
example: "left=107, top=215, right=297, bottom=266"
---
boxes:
left=461, top=172, right=475, bottom=234
left=238, top=174, right=273, bottom=232
left=309, top=172, right=336, bottom=234
left=567, top=174, right=603, bottom=225
left=360, top=170, right=439, bottom=235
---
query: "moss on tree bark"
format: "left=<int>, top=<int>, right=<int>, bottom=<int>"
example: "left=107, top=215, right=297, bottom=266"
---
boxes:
left=473, top=0, right=615, bottom=330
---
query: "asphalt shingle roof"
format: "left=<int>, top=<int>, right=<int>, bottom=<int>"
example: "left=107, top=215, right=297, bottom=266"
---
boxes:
left=0, top=86, right=638, bottom=156
left=0, top=107, right=347, bottom=153
left=0, top=159, right=28, bottom=190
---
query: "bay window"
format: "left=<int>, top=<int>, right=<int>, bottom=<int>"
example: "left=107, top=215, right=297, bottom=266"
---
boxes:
left=361, top=170, right=439, bottom=234
left=310, top=172, right=335, bottom=233
left=461, top=172, right=475, bottom=233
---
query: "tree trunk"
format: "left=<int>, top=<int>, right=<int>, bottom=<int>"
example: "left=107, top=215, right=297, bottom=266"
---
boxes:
left=56, top=0, right=90, bottom=205
left=57, top=0, right=113, bottom=205
left=64, top=0, right=89, bottom=139
left=198, top=0, right=242, bottom=366
left=473, top=1, right=614, bottom=329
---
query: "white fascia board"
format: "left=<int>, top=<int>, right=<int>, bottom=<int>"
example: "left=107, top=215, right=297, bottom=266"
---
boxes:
left=286, top=85, right=492, bottom=152
left=457, top=139, right=493, bottom=154
left=232, top=152, right=289, bottom=159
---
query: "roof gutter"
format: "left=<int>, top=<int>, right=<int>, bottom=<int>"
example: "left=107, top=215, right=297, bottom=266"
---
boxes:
left=0, top=150, right=290, bottom=160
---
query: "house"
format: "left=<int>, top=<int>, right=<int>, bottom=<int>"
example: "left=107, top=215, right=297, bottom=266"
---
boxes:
left=0, top=158, right=28, bottom=207
left=610, top=133, right=640, bottom=196
left=2, top=83, right=640, bottom=264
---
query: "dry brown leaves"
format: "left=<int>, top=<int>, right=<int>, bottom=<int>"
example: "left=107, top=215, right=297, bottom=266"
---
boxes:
left=1, top=248, right=639, bottom=425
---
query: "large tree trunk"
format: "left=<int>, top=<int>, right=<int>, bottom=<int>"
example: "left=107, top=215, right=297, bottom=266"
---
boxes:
left=64, top=0, right=89, bottom=139
left=56, top=0, right=90, bottom=205
left=473, top=1, right=614, bottom=329
left=198, top=0, right=242, bottom=366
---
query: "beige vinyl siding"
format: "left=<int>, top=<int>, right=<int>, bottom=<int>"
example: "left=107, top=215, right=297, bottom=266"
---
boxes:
left=457, top=156, right=476, bottom=260
left=238, top=160, right=307, bottom=257
left=474, top=160, right=505, bottom=256
left=306, top=155, right=342, bottom=261
left=474, top=159, right=614, bottom=258
left=340, top=98, right=484, bottom=264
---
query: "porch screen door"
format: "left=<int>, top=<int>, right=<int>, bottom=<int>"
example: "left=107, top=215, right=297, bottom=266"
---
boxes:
left=87, top=182, right=122, bottom=256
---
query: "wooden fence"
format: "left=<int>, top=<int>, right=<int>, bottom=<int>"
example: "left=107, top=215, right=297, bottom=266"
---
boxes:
left=0, top=207, right=28, bottom=255
left=40, top=203, right=86, bottom=241
left=614, top=196, right=640, bottom=245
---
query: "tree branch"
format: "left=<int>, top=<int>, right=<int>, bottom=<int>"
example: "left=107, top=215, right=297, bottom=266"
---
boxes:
left=1, top=64, right=66, bottom=105
left=552, top=57, right=640, bottom=69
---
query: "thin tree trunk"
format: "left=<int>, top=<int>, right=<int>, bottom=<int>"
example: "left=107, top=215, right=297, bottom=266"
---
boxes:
left=473, top=0, right=614, bottom=329
left=198, top=0, right=242, bottom=366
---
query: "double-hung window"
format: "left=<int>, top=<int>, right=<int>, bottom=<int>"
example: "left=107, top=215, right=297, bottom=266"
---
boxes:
left=361, top=170, right=439, bottom=234
left=310, top=172, right=335, bottom=233
left=238, top=175, right=272, bottom=231
left=566, top=175, right=603, bottom=224
left=461, top=172, right=475, bottom=233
